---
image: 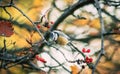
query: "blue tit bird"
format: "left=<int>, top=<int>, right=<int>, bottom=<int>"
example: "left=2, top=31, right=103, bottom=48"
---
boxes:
left=49, top=30, right=70, bottom=45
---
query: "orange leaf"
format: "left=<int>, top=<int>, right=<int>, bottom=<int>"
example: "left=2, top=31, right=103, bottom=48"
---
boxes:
left=89, top=18, right=100, bottom=29
left=73, top=19, right=89, bottom=26
left=70, top=65, right=80, bottom=74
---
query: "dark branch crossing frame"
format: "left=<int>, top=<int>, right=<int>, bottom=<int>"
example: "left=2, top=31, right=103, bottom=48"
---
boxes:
left=0, top=0, right=120, bottom=74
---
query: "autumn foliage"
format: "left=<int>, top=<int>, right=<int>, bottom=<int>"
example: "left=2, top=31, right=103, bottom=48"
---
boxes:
left=0, top=20, right=14, bottom=37
left=0, top=0, right=120, bottom=74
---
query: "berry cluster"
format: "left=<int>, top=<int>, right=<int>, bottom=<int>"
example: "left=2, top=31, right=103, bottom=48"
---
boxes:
left=82, top=48, right=93, bottom=64
left=82, top=48, right=90, bottom=53
left=85, top=56, right=93, bottom=64
left=72, top=48, right=93, bottom=69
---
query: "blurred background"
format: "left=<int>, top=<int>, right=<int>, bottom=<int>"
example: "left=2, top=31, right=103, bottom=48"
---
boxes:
left=0, top=0, right=120, bottom=74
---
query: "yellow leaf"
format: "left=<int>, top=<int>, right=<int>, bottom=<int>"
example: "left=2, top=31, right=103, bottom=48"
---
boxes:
left=0, top=25, right=41, bottom=49
left=112, top=35, right=120, bottom=41
left=81, top=68, right=92, bottom=74
left=70, top=65, right=80, bottom=74
left=73, top=19, right=89, bottom=26
left=97, top=62, right=115, bottom=74
left=33, top=0, right=44, bottom=6
left=64, top=0, right=74, bottom=5
left=98, top=62, right=115, bottom=69
left=89, top=18, right=100, bottom=29
left=9, top=66, right=26, bottom=74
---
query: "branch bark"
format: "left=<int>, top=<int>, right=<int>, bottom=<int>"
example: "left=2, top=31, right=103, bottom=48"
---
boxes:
left=50, top=0, right=95, bottom=31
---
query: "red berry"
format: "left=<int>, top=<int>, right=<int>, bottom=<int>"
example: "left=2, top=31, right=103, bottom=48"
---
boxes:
left=35, top=55, right=46, bottom=63
left=85, top=56, right=89, bottom=60
left=38, top=57, right=47, bottom=63
left=37, top=24, right=41, bottom=29
left=35, top=55, right=39, bottom=60
left=47, top=25, right=50, bottom=28
left=86, top=49, right=90, bottom=53
left=85, top=57, right=89, bottom=63
left=85, top=57, right=93, bottom=63
left=82, top=48, right=86, bottom=53
left=85, top=60, right=90, bottom=63
left=89, top=58, right=93, bottom=62
left=50, top=21, right=54, bottom=24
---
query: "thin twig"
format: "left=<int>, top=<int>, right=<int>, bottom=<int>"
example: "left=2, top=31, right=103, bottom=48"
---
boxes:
left=48, top=52, right=71, bottom=73
left=104, top=0, right=120, bottom=6
left=50, top=0, right=94, bottom=31
left=52, top=0, right=66, bottom=12
left=0, top=0, right=45, bottom=42
left=92, top=0, right=106, bottom=74
left=51, top=45, right=70, bottom=62
left=68, top=42, right=93, bottom=69
left=40, top=0, right=95, bottom=52
left=3, top=7, right=12, bottom=19
left=102, top=9, right=120, bottom=22
left=12, top=5, right=45, bottom=42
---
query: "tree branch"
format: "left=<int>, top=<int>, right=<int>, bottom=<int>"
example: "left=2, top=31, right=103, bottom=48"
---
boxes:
left=50, top=0, right=94, bottom=31
left=102, top=9, right=120, bottom=22
left=92, top=0, right=106, bottom=74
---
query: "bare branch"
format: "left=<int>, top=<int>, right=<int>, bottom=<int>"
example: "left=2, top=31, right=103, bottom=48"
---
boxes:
left=92, top=0, right=106, bottom=74
left=12, top=5, right=45, bottom=42
left=50, top=0, right=94, bottom=31
left=3, top=7, right=12, bottom=19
